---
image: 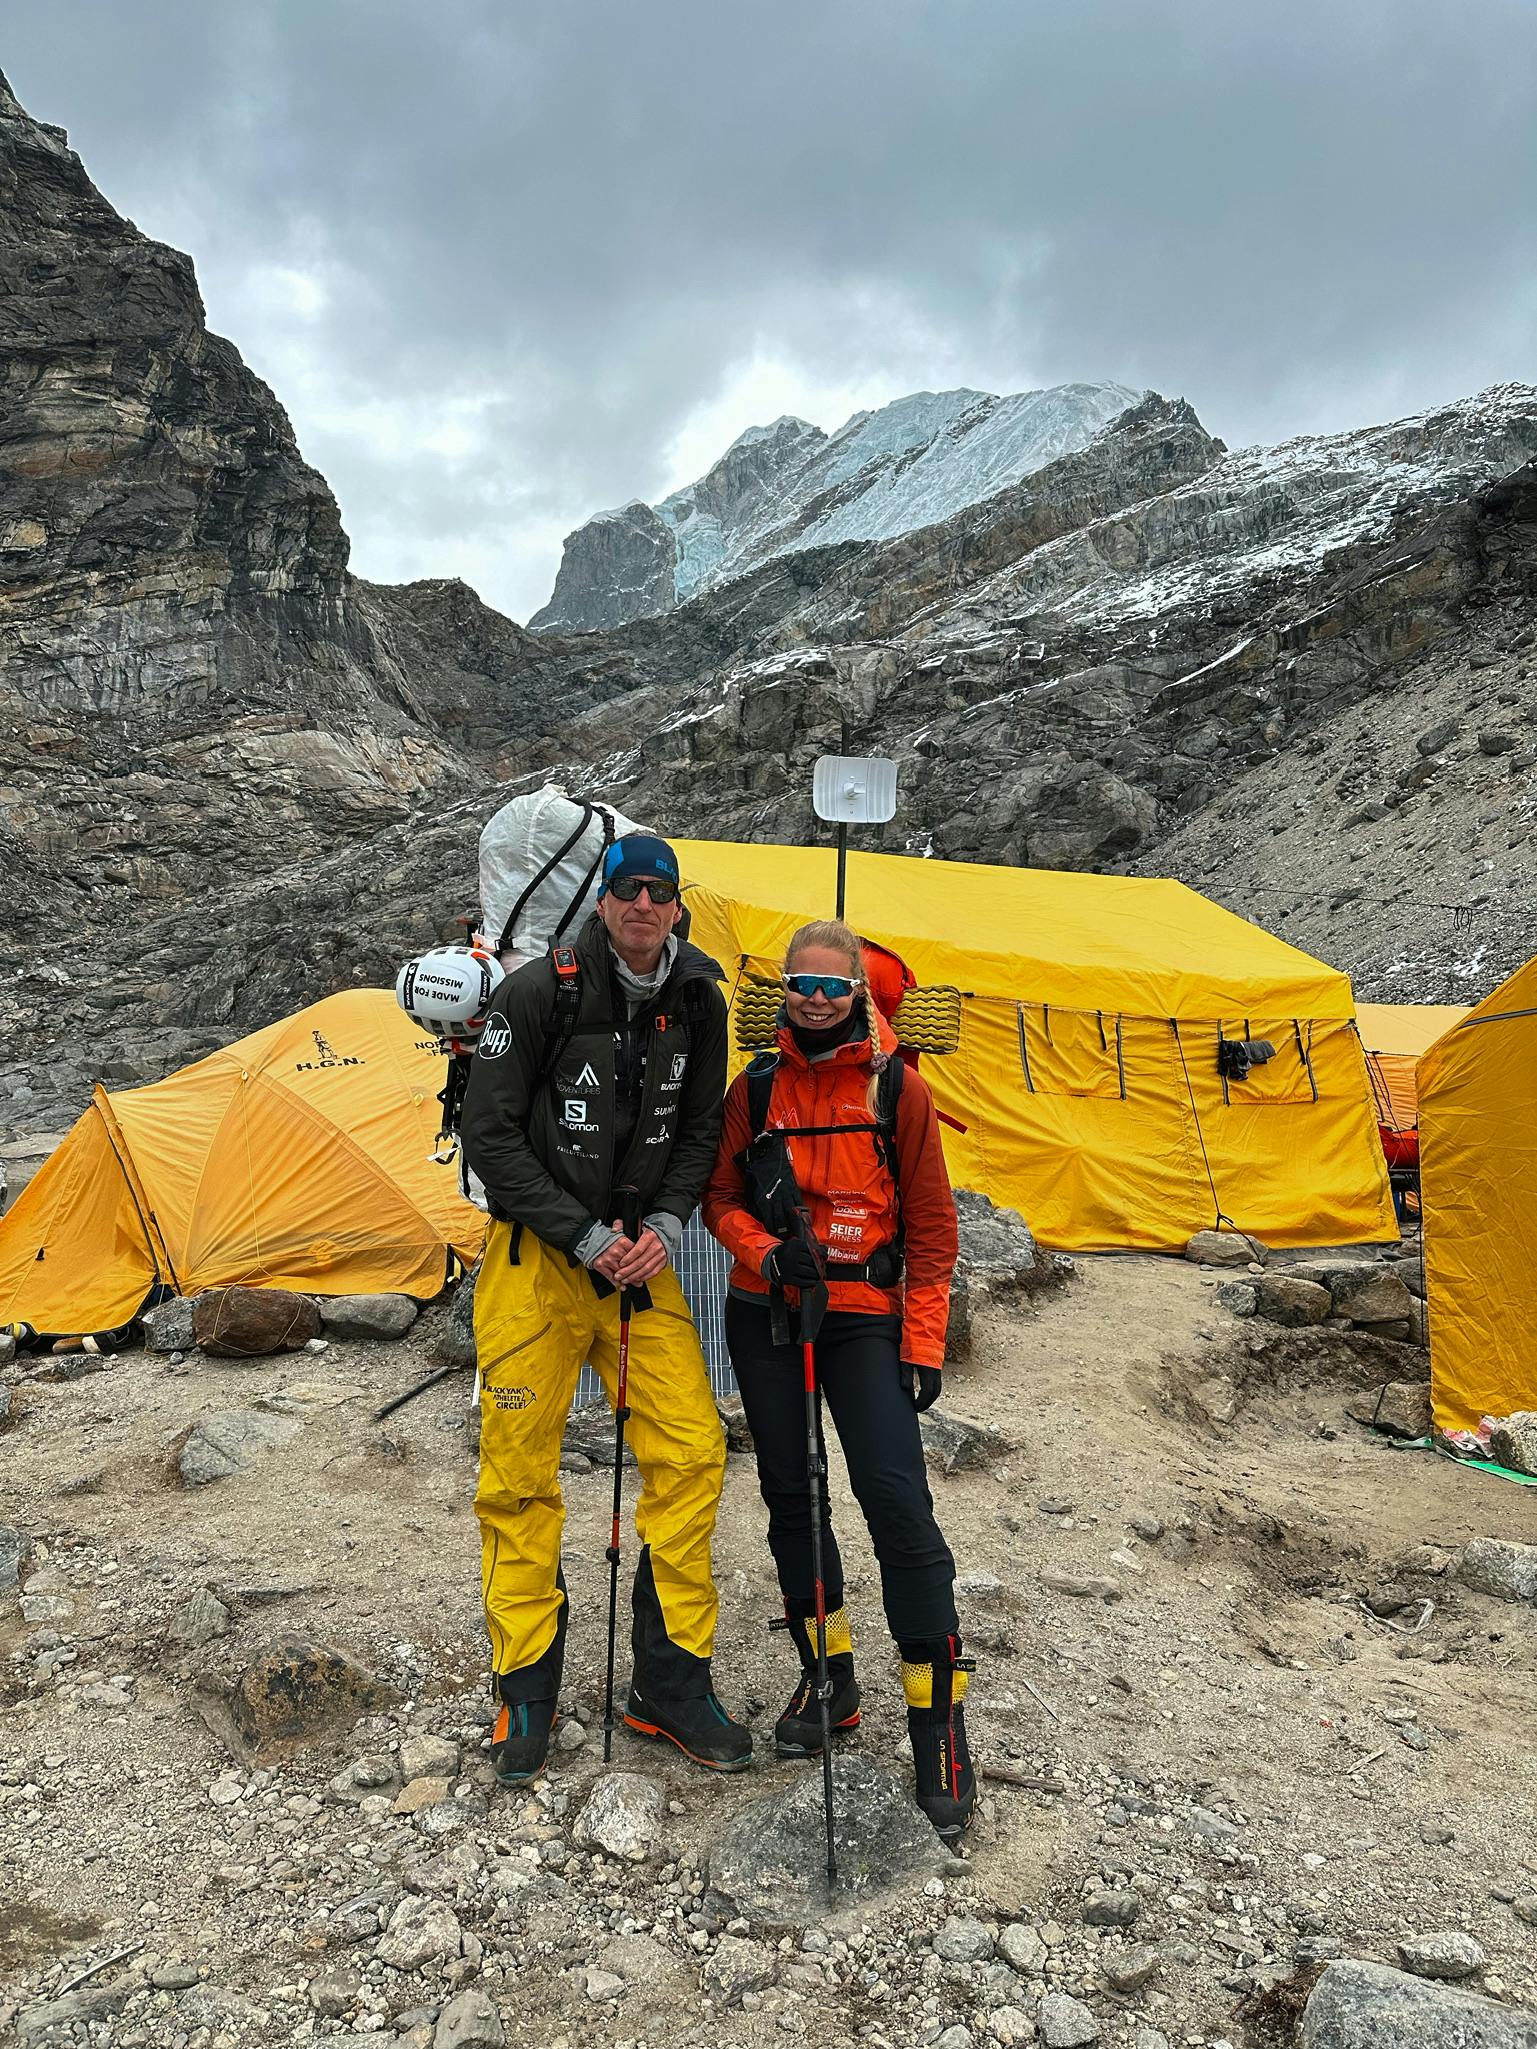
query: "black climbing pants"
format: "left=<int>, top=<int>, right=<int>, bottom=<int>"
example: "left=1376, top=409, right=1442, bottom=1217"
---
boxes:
left=724, top=1298, right=958, bottom=1643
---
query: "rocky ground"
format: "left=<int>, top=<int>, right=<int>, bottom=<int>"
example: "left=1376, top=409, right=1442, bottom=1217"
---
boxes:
left=4, top=1246, right=1536, bottom=2049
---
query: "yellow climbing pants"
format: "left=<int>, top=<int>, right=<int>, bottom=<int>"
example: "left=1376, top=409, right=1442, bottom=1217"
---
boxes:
left=473, top=1220, right=725, bottom=1678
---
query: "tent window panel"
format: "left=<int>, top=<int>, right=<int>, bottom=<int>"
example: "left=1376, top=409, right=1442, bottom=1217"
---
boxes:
left=1219, top=1019, right=1324, bottom=1106
left=1015, top=1004, right=1127, bottom=1101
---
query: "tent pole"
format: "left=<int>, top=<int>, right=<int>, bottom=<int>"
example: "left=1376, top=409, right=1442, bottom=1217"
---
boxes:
left=835, top=824, right=848, bottom=921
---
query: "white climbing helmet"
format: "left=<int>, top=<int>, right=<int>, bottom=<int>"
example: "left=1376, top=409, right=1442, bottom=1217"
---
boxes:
left=395, top=944, right=506, bottom=1052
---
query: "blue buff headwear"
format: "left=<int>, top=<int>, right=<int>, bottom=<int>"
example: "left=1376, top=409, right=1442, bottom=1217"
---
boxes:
left=598, top=833, right=681, bottom=897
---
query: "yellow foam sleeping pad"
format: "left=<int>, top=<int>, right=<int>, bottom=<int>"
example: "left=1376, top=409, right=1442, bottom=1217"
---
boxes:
left=733, top=977, right=963, bottom=1055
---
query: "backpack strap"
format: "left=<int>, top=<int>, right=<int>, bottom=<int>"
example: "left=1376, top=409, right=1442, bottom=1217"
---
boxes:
left=873, top=1054, right=905, bottom=1182
left=497, top=803, right=593, bottom=955
left=746, top=1049, right=780, bottom=1139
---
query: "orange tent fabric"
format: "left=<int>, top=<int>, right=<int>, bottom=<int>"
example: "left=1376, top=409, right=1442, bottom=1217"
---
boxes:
left=0, top=990, right=486, bottom=1334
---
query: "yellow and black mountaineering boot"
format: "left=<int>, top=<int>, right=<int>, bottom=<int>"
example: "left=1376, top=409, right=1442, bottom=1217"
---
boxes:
left=623, top=1547, right=753, bottom=1773
left=772, top=1603, right=861, bottom=1757
left=900, top=1634, right=977, bottom=1840
left=491, top=1586, right=567, bottom=1785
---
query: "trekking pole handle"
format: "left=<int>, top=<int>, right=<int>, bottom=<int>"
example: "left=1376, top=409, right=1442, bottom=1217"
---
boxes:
left=617, top=1186, right=642, bottom=1315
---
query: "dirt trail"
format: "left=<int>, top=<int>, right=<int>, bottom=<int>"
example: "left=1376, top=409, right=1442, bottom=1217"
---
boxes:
left=3, top=1252, right=1535, bottom=2046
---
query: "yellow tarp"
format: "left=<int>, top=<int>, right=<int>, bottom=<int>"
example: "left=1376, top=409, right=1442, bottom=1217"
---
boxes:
left=676, top=839, right=1396, bottom=1253
left=1356, top=1002, right=1470, bottom=1132
left=1420, top=958, right=1537, bottom=1434
left=0, top=990, right=486, bottom=1335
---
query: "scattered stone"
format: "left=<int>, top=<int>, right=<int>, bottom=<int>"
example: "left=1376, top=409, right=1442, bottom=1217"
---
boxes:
left=0, top=1523, right=29, bottom=1592
left=309, top=1966, right=362, bottom=2018
left=1346, top=1381, right=1433, bottom=1439
left=1252, top=1275, right=1332, bottom=1327
left=432, top=1261, right=479, bottom=1372
left=1038, top=1990, right=1100, bottom=2045
left=227, top=1638, right=394, bottom=1754
left=933, top=1914, right=995, bottom=1962
left=143, top=1296, right=198, bottom=1352
left=318, top=1293, right=420, bottom=1340
left=1213, top=1281, right=1257, bottom=1317
left=1416, top=718, right=1460, bottom=755
left=400, top=1732, right=460, bottom=1780
left=16, top=1986, right=132, bottom=2042
left=1083, top=1891, right=1139, bottom=1928
left=433, top=1987, right=506, bottom=2049
left=175, top=1408, right=303, bottom=1487
left=1460, top=1537, right=1537, bottom=1604
left=708, top=1755, right=950, bottom=1924
left=1186, top=1229, right=1262, bottom=1268
left=1102, top=1944, right=1158, bottom=1992
left=1301, top=1958, right=1534, bottom=2046
left=935, top=2029, right=974, bottom=2049
left=573, top=1772, right=666, bottom=1862
left=376, top=1895, right=464, bottom=1970
left=394, top=1776, right=453, bottom=1814
left=584, top=1967, right=625, bottom=2002
left=192, top=1286, right=321, bottom=1356
left=1478, top=731, right=1518, bottom=755
left=1512, top=1896, right=1537, bottom=1928
left=702, top=1934, right=778, bottom=2004
left=150, top=1961, right=202, bottom=1991
left=989, top=2009, right=1035, bottom=2047
left=166, top=1587, right=232, bottom=1647
left=716, top=1393, right=754, bottom=1452
left=1040, top=1568, right=1121, bottom=1602
left=921, top=1408, right=1006, bottom=1473
left=998, top=1923, right=1048, bottom=1975
left=556, top=1717, right=588, bottom=1753
left=1127, top=1514, right=1164, bottom=1540
left=1396, top=1931, right=1486, bottom=1981
left=1132, top=2032, right=1173, bottom=2049
left=1489, top=1413, right=1537, bottom=1478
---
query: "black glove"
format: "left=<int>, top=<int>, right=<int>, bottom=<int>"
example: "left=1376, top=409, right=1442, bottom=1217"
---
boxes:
left=900, top=1361, right=943, bottom=1412
left=764, top=1237, right=824, bottom=1289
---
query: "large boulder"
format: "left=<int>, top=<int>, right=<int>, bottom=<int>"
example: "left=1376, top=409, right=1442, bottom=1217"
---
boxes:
left=226, top=1639, right=394, bottom=1755
left=432, top=1261, right=480, bottom=1371
left=1185, top=1229, right=1262, bottom=1268
left=176, top=1408, right=302, bottom=1487
left=1330, top=1269, right=1416, bottom=1328
left=1252, top=1275, right=1331, bottom=1327
left=1489, top=1413, right=1537, bottom=1477
left=1300, top=1958, right=1537, bottom=2047
left=143, top=1296, right=198, bottom=1352
left=1459, top=1538, right=1537, bottom=1603
left=193, top=1287, right=321, bottom=1357
left=317, top=1294, right=419, bottom=1340
left=1346, top=1381, right=1433, bottom=1439
left=706, top=1755, right=951, bottom=1925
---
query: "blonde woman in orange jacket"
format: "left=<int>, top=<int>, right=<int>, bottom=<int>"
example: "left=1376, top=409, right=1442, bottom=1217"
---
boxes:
left=703, top=919, right=974, bottom=1838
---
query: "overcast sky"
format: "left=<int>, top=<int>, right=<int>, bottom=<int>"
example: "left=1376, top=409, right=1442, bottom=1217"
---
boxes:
left=8, top=3, right=1536, bottom=621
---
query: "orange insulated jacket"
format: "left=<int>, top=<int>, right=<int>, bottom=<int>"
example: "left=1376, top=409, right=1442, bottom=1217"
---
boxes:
left=703, top=1013, right=958, bottom=1367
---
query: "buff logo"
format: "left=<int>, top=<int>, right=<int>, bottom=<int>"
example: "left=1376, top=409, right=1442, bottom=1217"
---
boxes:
left=479, top=1021, right=512, bottom=1059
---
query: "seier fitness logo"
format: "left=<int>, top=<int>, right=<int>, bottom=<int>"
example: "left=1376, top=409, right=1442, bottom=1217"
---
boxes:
left=478, top=1020, right=513, bottom=1059
left=294, top=1030, right=365, bottom=1072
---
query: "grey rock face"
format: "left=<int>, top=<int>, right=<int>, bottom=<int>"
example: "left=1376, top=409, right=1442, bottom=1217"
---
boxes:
left=176, top=1408, right=302, bottom=1486
left=1301, top=1958, right=1536, bottom=2047
left=530, top=500, right=678, bottom=633
left=317, top=1293, right=419, bottom=1340
left=375, top=1895, right=463, bottom=1971
left=1460, top=1537, right=1537, bottom=1603
left=707, top=1755, right=951, bottom=1925
left=143, top=1296, right=198, bottom=1352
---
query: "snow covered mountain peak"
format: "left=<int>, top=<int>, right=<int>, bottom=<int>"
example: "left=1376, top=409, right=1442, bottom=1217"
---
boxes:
left=529, top=378, right=1142, bottom=631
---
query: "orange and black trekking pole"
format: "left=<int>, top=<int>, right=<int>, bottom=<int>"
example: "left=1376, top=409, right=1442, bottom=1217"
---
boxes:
left=793, top=1211, right=837, bottom=1885
left=603, top=1188, right=642, bottom=1763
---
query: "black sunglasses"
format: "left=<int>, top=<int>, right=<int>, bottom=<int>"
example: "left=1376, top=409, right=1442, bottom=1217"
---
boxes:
left=608, top=875, right=679, bottom=903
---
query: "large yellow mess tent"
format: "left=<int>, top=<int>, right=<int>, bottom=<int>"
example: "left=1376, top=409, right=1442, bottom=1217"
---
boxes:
left=1419, top=957, right=1537, bottom=1434
left=1356, top=1001, right=1469, bottom=1134
left=676, top=839, right=1396, bottom=1252
left=0, top=990, right=485, bottom=1335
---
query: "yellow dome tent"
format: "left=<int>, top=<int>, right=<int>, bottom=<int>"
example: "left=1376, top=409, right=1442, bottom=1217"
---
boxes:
left=676, top=838, right=1396, bottom=1252
left=0, top=990, right=485, bottom=1336
left=1419, top=957, right=1537, bottom=1434
left=1356, top=1001, right=1470, bottom=1134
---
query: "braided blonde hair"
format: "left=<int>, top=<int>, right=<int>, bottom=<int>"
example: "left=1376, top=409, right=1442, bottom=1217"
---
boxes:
left=784, top=919, right=888, bottom=1115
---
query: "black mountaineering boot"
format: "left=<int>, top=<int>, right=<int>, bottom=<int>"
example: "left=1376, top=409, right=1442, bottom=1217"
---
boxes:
left=900, top=1634, right=977, bottom=1840
left=491, top=1585, right=567, bottom=1785
left=623, top=1546, right=753, bottom=1772
left=773, top=1604, right=861, bottom=1757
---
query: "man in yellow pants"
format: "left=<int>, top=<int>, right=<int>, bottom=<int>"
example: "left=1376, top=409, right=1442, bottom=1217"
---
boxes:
left=460, top=834, right=750, bottom=1782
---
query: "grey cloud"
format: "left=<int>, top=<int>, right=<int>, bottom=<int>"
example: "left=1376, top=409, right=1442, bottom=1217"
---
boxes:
left=7, top=0, right=1535, bottom=617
